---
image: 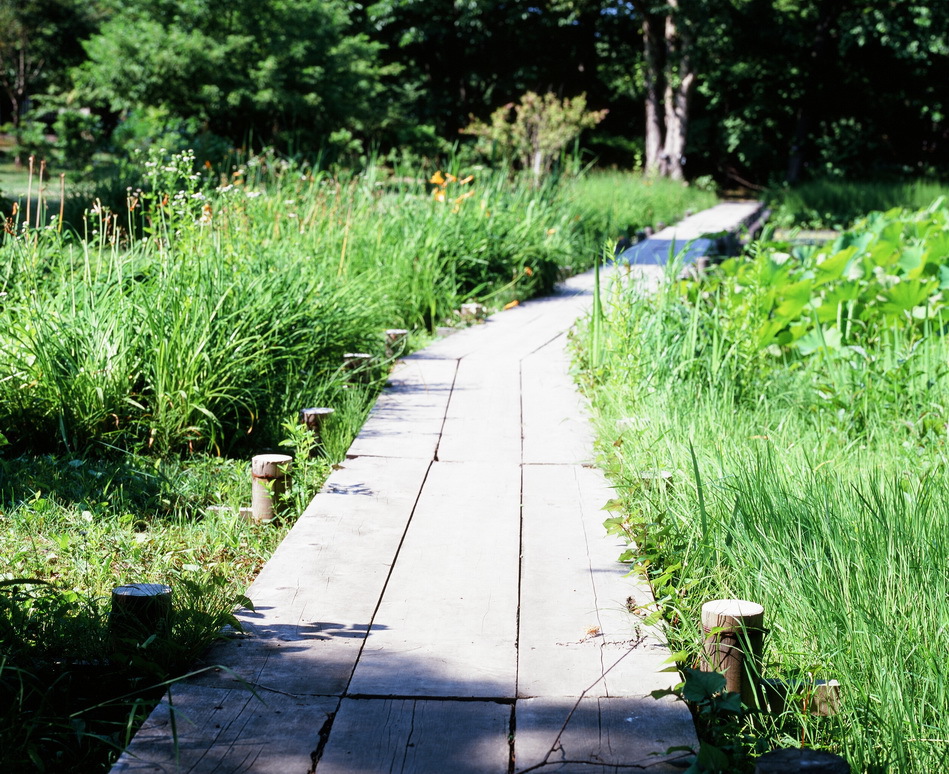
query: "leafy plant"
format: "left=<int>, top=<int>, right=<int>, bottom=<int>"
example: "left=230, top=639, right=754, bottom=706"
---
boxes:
left=462, top=91, right=607, bottom=180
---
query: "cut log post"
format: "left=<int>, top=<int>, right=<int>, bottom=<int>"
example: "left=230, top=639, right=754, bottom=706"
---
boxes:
left=638, top=469, right=673, bottom=490
left=700, top=598, right=765, bottom=709
left=300, top=407, right=334, bottom=454
left=384, top=328, right=409, bottom=358
left=110, top=583, right=172, bottom=647
left=251, top=453, right=292, bottom=523
left=762, top=677, right=841, bottom=717
left=459, top=302, right=486, bottom=323
left=754, top=748, right=850, bottom=773
left=343, top=352, right=373, bottom=383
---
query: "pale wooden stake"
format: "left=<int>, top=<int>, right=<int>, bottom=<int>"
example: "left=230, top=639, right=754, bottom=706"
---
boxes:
left=300, top=407, right=334, bottom=454
left=460, top=302, right=486, bottom=323
left=700, top=598, right=765, bottom=709
left=754, top=748, right=850, bottom=773
left=343, top=352, right=373, bottom=384
left=763, top=677, right=841, bottom=717
left=384, top=328, right=409, bottom=358
left=110, top=583, right=172, bottom=645
left=251, top=453, right=292, bottom=523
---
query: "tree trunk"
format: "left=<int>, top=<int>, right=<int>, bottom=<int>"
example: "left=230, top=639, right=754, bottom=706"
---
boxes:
left=660, top=2, right=694, bottom=180
left=642, top=12, right=663, bottom=175
left=641, top=2, right=694, bottom=180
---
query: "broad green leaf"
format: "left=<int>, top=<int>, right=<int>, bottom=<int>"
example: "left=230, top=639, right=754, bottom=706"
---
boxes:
left=898, top=244, right=926, bottom=276
left=813, top=246, right=856, bottom=285
left=796, top=325, right=843, bottom=356
left=696, top=742, right=730, bottom=771
left=774, top=278, right=814, bottom=319
left=880, top=279, right=938, bottom=316
left=681, top=667, right=726, bottom=702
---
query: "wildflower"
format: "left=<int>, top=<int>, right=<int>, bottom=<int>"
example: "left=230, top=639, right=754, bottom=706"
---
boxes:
left=430, top=170, right=446, bottom=186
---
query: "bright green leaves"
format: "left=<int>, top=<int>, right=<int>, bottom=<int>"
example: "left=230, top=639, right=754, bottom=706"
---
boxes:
left=694, top=202, right=949, bottom=365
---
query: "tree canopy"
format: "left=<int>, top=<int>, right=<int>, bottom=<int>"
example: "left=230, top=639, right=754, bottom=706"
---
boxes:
left=0, top=0, right=946, bottom=184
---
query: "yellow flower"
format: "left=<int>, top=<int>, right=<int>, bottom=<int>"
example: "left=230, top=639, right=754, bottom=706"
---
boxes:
left=433, top=189, right=446, bottom=202
left=430, top=171, right=446, bottom=186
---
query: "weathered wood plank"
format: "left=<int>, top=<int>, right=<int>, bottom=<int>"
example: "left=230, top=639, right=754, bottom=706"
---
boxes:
left=348, top=461, right=520, bottom=697
left=112, top=684, right=337, bottom=773
left=518, top=464, right=674, bottom=699
left=346, top=357, right=456, bottom=459
left=436, top=359, right=522, bottom=463
left=513, top=697, right=694, bottom=773
left=520, top=334, right=595, bottom=466
left=189, top=456, right=431, bottom=696
left=317, top=699, right=511, bottom=774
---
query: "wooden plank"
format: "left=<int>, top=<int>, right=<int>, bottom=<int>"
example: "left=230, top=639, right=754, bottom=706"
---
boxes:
left=513, top=697, right=694, bottom=773
left=521, top=334, right=595, bottom=466
left=421, top=287, right=593, bottom=364
left=518, top=464, right=675, bottom=699
left=190, top=456, right=431, bottom=696
left=348, top=461, right=520, bottom=697
left=436, top=358, right=522, bottom=463
left=112, top=684, right=337, bottom=773
left=317, top=698, right=511, bottom=774
left=346, top=357, right=456, bottom=459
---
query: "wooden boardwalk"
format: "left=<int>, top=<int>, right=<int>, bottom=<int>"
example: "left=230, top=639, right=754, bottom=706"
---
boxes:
left=112, top=202, right=761, bottom=774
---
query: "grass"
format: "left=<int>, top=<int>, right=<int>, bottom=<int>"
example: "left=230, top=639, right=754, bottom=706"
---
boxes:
left=767, top=178, right=949, bottom=230
left=568, top=169, right=718, bottom=246
left=575, top=198, right=949, bottom=772
left=0, top=152, right=719, bottom=771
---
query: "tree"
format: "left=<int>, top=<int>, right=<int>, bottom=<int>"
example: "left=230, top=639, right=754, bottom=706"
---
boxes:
left=462, top=91, right=608, bottom=179
left=640, top=0, right=696, bottom=179
left=365, top=0, right=621, bottom=146
left=0, top=0, right=99, bottom=159
left=74, top=0, right=394, bottom=154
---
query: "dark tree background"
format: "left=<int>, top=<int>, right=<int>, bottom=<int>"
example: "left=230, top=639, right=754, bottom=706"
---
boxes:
left=1, top=0, right=947, bottom=184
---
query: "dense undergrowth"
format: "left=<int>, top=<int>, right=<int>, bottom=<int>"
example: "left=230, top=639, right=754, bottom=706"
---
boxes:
left=0, top=152, right=713, bottom=772
left=576, top=197, right=949, bottom=772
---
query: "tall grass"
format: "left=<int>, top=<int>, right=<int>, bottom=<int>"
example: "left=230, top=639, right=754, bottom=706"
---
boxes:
left=768, top=178, right=949, bottom=229
left=569, top=170, right=718, bottom=246
left=576, top=200, right=949, bottom=772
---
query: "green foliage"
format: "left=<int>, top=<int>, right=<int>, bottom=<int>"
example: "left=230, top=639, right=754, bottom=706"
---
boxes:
left=0, top=161, right=678, bottom=771
left=74, top=0, right=393, bottom=155
left=462, top=92, right=607, bottom=179
left=575, top=198, right=949, bottom=773
left=768, top=179, right=949, bottom=229
left=567, top=170, right=718, bottom=247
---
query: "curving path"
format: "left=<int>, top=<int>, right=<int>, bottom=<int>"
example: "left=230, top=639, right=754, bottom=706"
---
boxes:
left=112, top=201, right=762, bottom=774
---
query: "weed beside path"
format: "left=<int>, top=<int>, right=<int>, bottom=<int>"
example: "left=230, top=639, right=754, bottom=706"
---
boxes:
left=575, top=198, right=949, bottom=772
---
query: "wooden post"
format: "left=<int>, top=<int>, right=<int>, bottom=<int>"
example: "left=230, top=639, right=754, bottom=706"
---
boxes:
left=384, top=328, right=409, bottom=358
left=460, top=302, right=486, bottom=323
left=110, top=583, right=172, bottom=646
left=754, top=748, right=850, bottom=773
left=700, top=599, right=765, bottom=709
left=343, top=352, right=373, bottom=382
left=763, top=677, right=841, bottom=717
left=251, top=453, right=292, bottom=523
left=300, top=407, right=334, bottom=443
